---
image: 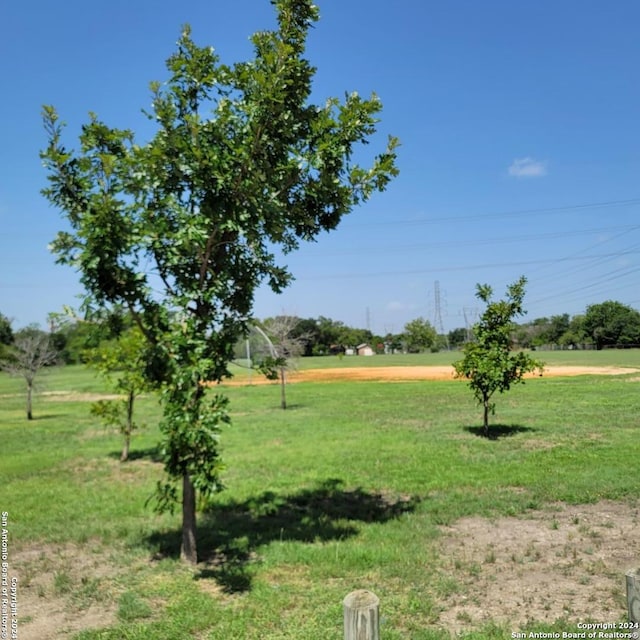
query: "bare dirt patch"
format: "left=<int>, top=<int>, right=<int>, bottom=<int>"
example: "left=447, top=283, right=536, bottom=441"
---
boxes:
left=436, top=500, right=639, bottom=631
left=222, top=365, right=638, bottom=385
left=14, top=543, right=121, bottom=640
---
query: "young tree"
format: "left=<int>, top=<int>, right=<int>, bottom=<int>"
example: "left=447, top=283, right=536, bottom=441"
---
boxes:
left=86, top=326, right=153, bottom=461
left=255, top=316, right=307, bottom=409
left=453, top=277, right=543, bottom=436
left=41, top=0, right=398, bottom=564
left=0, top=326, right=60, bottom=420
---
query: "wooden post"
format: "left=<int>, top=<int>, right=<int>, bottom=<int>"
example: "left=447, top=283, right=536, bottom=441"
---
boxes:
left=626, top=568, right=640, bottom=623
left=343, top=590, right=380, bottom=640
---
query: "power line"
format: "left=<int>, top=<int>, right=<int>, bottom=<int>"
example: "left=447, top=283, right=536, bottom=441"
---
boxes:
left=295, top=249, right=640, bottom=281
left=300, top=224, right=640, bottom=258
left=342, top=197, right=640, bottom=228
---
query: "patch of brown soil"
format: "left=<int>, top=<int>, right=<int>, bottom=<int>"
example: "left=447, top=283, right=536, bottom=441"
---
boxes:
left=14, top=543, right=120, bottom=640
left=222, top=365, right=638, bottom=385
left=436, top=501, right=639, bottom=631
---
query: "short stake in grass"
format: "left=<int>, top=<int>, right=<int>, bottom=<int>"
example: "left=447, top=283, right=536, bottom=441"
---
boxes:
left=626, top=568, right=640, bottom=623
left=454, top=276, right=544, bottom=436
left=343, top=590, right=380, bottom=640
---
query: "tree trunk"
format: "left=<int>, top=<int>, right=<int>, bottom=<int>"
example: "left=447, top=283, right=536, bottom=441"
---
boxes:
left=121, top=389, right=135, bottom=462
left=280, top=367, right=287, bottom=410
left=181, top=474, right=198, bottom=564
left=483, top=396, right=490, bottom=436
left=121, top=437, right=130, bottom=463
left=27, top=381, right=33, bottom=420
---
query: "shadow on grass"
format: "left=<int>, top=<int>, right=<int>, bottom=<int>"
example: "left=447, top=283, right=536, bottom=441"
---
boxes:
left=107, top=446, right=163, bottom=462
left=464, top=423, right=537, bottom=440
left=145, top=478, right=419, bottom=593
left=30, top=414, right=66, bottom=421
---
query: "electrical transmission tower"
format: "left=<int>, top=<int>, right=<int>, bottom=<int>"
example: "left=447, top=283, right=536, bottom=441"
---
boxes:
left=462, top=307, right=479, bottom=342
left=433, top=281, right=445, bottom=335
left=434, top=281, right=449, bottom=349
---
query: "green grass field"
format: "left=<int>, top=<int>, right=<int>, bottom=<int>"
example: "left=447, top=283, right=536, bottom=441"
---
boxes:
left=1, top=351, right=639, bottom=638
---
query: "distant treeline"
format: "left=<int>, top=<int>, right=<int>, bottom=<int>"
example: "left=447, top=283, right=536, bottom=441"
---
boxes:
left=1, top=299, right=638, bottom=365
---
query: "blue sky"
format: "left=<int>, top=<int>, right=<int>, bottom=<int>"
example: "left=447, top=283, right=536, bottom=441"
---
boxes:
left=1, top=0, right=639, bottom=335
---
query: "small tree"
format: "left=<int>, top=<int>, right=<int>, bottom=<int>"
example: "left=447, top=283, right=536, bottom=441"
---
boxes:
left=255, top=316, right=307, bottom=409
left=453, top=277, right=543, bottom=436
left=86, top=326, right=153, bottom=461
left=0, top=326, right=60, bottom=420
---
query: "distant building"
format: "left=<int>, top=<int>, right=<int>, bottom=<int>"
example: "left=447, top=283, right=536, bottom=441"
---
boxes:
left=356, top=343, right=374, bottom=356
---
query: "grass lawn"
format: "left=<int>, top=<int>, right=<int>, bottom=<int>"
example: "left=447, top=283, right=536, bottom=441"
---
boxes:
left=1, top=352, right=639, bottom=638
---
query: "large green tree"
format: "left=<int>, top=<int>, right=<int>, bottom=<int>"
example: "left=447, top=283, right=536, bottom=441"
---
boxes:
left=0, top=313, right=13, bottom=359
left=453, top=277, right=543, bottom=436
left=583, top=300, right=640, bottom=349
left=41, top=0, right=398, bottom=563
left=403, top=317, right=437, bottom=353
left=0, top=313, right=13, bottom=347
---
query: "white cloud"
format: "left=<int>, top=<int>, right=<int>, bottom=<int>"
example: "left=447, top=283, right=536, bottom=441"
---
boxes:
left=508, top=157, right=547, bottom=178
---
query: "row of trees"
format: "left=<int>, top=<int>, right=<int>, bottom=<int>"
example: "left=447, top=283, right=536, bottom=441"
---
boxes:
left=515, top=301, right=640, bottom=350
left=243, top=300, right=640, bottom=358
left=246, top=315, right=441, bottom=357
left=3, top=295, right=639, bottom=378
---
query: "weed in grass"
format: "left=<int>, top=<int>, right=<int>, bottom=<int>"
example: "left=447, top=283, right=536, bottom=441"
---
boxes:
left=456, top=610, right=473, bottom=624
left=53, top=570, right=73, bottom=595
left=117, top=591, right=153, bottom=622
left=484, top=548, right=496, bottom=564
left=524, top=542, right=541, bottom=561
left=73, top=576, right=103, bottom=609
left=433, top=575, right=460, bottom=598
